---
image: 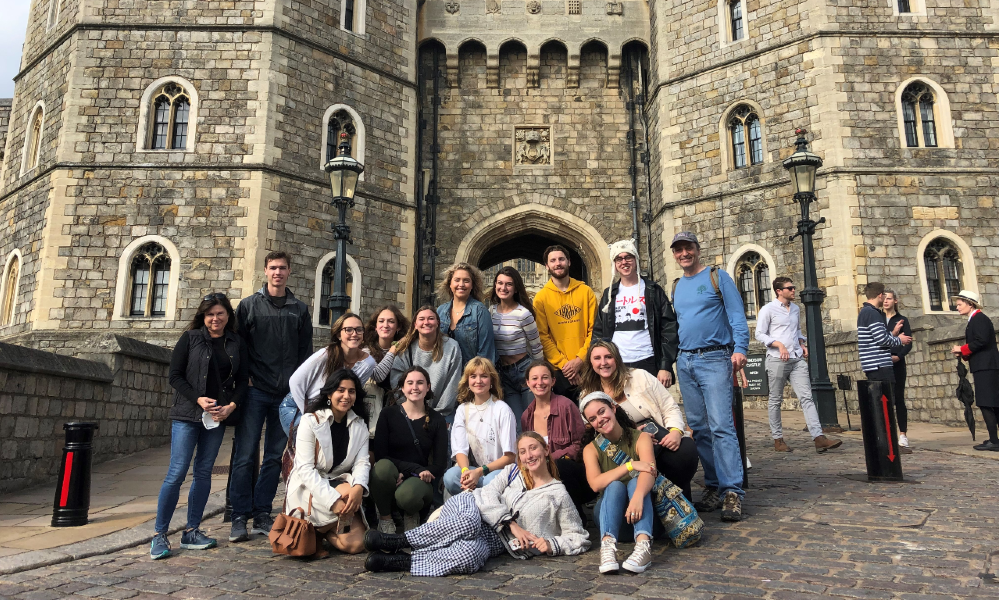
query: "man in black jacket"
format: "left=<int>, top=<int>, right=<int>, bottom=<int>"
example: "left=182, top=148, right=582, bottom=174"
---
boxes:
left=229, top=251, right=313, bottom=542
left=593, top=239, right=678, bottom=386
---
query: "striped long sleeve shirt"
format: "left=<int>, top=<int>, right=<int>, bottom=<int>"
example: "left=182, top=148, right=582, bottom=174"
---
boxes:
left=491, top=304, right=544, bottom=359
left=857, top=303, right=902, bottom=372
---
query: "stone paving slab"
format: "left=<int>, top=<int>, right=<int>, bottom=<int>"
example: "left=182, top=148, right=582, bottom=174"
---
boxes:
left=0, top=415, right=995, bottom=599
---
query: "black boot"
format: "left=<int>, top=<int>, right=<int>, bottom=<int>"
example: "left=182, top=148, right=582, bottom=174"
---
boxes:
left=365, top=551, right=411, bottom=572
left=364, top=529, right=410, bottom=553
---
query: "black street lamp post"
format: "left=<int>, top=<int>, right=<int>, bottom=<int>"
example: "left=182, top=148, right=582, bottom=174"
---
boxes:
left=324, top=132, right=364, bottom=324
left=782, top=129, right=841, bottom=431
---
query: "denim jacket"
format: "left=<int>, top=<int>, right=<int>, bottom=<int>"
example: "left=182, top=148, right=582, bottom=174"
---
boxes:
left=437, top=299, right=496, bottom=367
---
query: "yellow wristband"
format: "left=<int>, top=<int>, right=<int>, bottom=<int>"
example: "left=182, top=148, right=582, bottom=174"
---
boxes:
left=626, top=461, right=634, bottom=472
left=461, top=467, right=469, bottom=473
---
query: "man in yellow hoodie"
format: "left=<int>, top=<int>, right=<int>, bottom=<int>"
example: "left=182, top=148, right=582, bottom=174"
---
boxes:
left=533, top=245, right=597, bottom=401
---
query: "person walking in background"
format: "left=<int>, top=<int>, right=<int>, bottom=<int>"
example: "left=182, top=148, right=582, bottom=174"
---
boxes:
left=533, top=245, right=597, bottom=401
left=152, top=293, right=248, bottom=560
left=755, top=277, right=842, bottom=454
left=951, top=290, right=999, bottom=452
left=490, top=266, right=544, bottom=426
left=437, top=262, right=496, bottom=368
left=593, top=239, right=678, bottom=387
left=857, top=282, right=912, bottom=384
left=231, top=251, right=312, bottom=543
left=669, top=232, right=748, bottom=522
left=883, top=290, right=913, bottom=454
left=390, top=306, right=464, bottom=424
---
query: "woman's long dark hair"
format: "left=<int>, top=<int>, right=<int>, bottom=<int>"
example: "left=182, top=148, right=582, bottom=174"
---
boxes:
left=389, top=365, right=436, bottom=430
left=305, top=368, right=369, bottom=424
left=364, top=304, right=409, bottom=362
left=580, top=396, right=638, bottom=448
left=323, top=313, right=366, bottom=379
left=489, top=265, right=536, bottom=319
left=186, top=293, right=237, bottom=333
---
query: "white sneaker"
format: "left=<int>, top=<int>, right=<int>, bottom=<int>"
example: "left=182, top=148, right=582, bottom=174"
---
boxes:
left=622, top=539, right=652, bottom=573
left=377, top=518, right=396, bottom=534
left=599, top=537, right=619, bottom=574
left=899, top=433, right=909, bottom=448
left=402, top=512, right=421, bottom=532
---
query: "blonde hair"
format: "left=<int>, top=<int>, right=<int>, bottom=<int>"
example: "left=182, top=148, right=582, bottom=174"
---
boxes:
left=438, top=262, right=485, bottom=303
left=456, top=357, right=503, bottom=404
left=396, top=305, right=445, bottom=362
left=516, top=431, right=560, bottom=489
left=579, top=340, right=631, bottom=400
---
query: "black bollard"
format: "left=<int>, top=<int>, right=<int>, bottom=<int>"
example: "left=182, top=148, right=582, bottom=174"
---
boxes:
left=51, top=422, right=99, bottom=527
left=857, top=379, right=903, bottom=481
left=731, top=384, right=749, bottom=489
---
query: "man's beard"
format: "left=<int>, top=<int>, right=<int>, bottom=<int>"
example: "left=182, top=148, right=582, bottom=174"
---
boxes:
left=548, top=266, right=567, bottom=279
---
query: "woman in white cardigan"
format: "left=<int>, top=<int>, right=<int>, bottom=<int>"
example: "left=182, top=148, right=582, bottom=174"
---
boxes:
left=362, top=431, right=590, bottom=575
left=284, top=369, right=370, bottom=555
left=580, top=340, right=699, bottom=502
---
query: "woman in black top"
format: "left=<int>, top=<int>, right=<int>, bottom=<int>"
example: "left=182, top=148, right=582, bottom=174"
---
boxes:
left=151, top=293, right=248, bottom=560
left=370, top=365, right=449, bottom=534
left=951, top=290, right=1000, bottom=451
left=883, top=290, right=913, bottom=453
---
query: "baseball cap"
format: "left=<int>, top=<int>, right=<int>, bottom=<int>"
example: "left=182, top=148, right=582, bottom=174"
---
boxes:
left=669, top=231, right=700, bottom=248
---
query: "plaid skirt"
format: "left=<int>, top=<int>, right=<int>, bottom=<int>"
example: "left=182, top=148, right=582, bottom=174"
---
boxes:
left=405, top=493, right=504, bottom=577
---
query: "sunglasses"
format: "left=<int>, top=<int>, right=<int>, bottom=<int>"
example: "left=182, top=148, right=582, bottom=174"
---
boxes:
left=203, top=293, right=228, bottom=302
left=781, top=286, right=796, bottom=291
left=613, top=255, right=635, bottom=264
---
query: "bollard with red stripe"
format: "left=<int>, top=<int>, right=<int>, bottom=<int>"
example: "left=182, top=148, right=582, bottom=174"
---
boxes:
left=857, top=380, right=903, bottom=482
left=51, top=422, right=99, bottom=527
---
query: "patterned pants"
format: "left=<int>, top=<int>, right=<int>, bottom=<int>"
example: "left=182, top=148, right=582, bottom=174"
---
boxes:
left=405, top=493, right=504, bottom=577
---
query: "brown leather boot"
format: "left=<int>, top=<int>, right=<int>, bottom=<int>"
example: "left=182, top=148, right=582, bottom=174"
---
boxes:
left=814, top=435, right=843, bottom=453
left=774, top=438, right=792, bottom=452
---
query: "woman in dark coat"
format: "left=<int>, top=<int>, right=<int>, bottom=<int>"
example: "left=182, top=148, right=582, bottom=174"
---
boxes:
left=883, top=290, right=913, bottom=453
left=951, top=290, right=999, bottom=452
left=152, top=294, right=249, bottom=559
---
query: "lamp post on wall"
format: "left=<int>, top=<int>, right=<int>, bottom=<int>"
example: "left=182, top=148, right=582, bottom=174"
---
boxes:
left=782, top=128, right=841, bottom=431
left=324, top=132, right=364, bottom=324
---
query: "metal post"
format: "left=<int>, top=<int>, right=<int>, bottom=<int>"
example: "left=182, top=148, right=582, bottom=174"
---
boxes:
left=52, top=422, right=99, bottom=527
left=791, top=191, right=841, bottom=430
left=328, top=194, right=353, bottom=323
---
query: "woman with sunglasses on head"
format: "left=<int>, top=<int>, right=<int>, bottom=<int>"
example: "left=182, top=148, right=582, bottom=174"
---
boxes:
left=151, top=293, right=248, bottom=560
left=390, top=305, right=464, bottom=424
left=284, top=369, right=371, bottom=556
left=362, top=305, right=410, bottom=438
left=490, top=266, right=544, bottom=428
left=363, top=431, right=590, bottom=575
left=370, top=365, right=449, bottom=534
left=579, top=340, right=699, bottom=503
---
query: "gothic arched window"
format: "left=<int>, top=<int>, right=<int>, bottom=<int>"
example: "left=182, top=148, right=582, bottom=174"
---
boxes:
left=148, top=83, right=192, bottom=150
left=1, top=254, right=19, bottom=326
left=318, top=259, right=354, bottom=326
left=923, top=238, right=963, bottom=311
left=735, top=252, right=771, bottom=319
left=901, top=82, right=937, bottom=148
left=729, top=105, right=763, bottom=169
left=129, top=243, right=172, bottom=317
left=21, top=105, right=44, bottom=174
left=326, top=109, right=358, bottom=162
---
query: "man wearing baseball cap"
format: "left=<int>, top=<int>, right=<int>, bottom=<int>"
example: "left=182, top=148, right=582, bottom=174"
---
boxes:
left=669, top=231, right=750, bottom=522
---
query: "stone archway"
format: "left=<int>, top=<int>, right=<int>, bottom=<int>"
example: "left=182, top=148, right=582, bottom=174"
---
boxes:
left=454, top=203, right=611, bottom=291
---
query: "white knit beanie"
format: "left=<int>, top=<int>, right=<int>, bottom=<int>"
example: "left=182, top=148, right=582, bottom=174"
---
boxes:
left=604, top=239, right=641, bottom=313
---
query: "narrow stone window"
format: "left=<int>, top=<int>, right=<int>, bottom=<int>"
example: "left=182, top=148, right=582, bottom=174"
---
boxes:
left=27, top=111, right=42, bottom=170
left=729, top=105, right=762, bottom=169
left=129, top=242, right=171, bottom=317
left=736, top=252, right=770, bottom=319
left=897, top=0, right=911, bottom=11
left=901, top=82, right=937, bottom=148
left=319, top=259, right=354, bottom=326
left=326, top=109, right=358, bottom=161
left=1, top=255, right=19, bottom=326
left=46, top=0, right=59, bottom=29
left=148, top=83, right=192, bottom=150
left=924, top=239, right=963, bottom=311
left=729, top=0, right=744, bottom=41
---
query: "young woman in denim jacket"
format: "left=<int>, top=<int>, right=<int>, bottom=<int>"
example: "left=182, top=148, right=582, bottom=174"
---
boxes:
left=436, top=262, right=496, bottom=368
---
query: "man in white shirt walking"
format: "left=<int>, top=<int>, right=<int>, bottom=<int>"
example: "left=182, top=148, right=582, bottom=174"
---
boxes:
left=755, top=277, right=841, bottom=453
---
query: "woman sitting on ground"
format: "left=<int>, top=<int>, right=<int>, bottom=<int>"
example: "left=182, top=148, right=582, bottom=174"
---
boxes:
left=579, top=340, right=699, bottom=502
left=152, top=293, right=247, bottom=560
left=370, top=365, right=449, bottom=534
left=520, top=360, right=595, bottom=513
left=363, top=431, right=591, bottom=575
left=390, top=305, right=464, bottom=424
left=363, top=305, right=410, bottom=438
left=443, top=357, right=518, bottom=496
left=283, top=369, right=371, bottom=556
left=581, top=391, right=658, bottom=575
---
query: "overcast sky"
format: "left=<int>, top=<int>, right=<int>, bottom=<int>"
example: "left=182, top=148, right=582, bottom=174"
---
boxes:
left=0, top=0, right=31, bottom=99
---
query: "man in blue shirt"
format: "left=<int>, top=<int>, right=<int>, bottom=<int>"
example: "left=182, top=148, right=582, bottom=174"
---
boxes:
left=670, top=232, right=748, bottom=522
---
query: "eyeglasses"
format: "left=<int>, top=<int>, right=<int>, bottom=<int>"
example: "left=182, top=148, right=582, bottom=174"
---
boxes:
left=341, top=327, right=365, bottom=336
left=781, top=286, right=796, bottom=291
left=613, top=255, right=635, bottom=264
left=203, top=293, right=228, bottom=302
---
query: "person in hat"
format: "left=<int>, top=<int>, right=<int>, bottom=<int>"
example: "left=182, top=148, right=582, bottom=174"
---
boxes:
left=950, top=290, right=999, bottom=451
left=593, top=239, right=678, bottom=387
left=668, top=231, right=749, bottom=522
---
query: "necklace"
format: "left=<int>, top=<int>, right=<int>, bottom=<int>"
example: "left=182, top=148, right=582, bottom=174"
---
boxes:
left=471, top=400, right=491, bottom=422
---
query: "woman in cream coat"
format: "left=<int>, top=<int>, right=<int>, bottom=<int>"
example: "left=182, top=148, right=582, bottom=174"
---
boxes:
left=284, top=369, right=370, bottom=555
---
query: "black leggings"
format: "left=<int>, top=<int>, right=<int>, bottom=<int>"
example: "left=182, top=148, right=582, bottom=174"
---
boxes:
left=654, top=436, right=700, bottom=503
left=555, top=457, right=597, bottom=513
left=893, top=363, right=908, bottom=433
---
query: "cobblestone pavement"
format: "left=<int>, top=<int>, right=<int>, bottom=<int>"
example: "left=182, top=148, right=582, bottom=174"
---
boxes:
left=1, top=419, right=996, bottom=600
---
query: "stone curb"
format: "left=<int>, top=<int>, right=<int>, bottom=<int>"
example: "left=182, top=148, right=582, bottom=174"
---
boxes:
left=0, top=489, right=227, bottom=576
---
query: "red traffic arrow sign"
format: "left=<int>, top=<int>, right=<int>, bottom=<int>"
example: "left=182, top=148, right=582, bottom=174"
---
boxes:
left=881, top=395, right=896, bottom=462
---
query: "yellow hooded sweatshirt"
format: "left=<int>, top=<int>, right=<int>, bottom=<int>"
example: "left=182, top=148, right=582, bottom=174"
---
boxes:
left=533, top=278, right=597, bottom=368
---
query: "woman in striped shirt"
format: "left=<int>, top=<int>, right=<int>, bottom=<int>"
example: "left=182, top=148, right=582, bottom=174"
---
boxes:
left=490, top=266, right=544, bottom=427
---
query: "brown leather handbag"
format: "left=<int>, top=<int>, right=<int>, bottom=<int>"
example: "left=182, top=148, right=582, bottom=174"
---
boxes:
left=268, top=507, right=316, bottom=557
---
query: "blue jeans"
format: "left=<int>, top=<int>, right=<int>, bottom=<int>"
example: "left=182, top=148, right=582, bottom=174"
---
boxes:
left=499, top=356, right=533, bottom=431
left=155, top=420, right=226, bottom=533
left=677, top=348, right=744, bottom=499
left=443, top=464, right=502, bottom=496
left=231, top=387, right=288, bottom=519
left=594, top=478, right=653, bottom=541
